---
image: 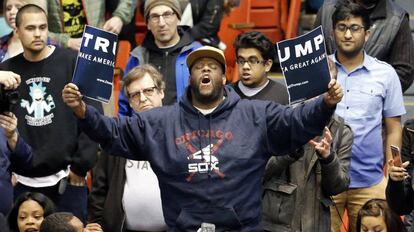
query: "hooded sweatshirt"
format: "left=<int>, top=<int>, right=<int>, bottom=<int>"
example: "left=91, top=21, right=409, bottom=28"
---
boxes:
left=79, top=86, right=334, bottom=231
left=145, top=27, right=196, bottom=104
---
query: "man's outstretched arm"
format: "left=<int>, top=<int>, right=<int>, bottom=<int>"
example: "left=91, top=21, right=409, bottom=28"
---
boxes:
left=62, top=83, right=146, bottom=161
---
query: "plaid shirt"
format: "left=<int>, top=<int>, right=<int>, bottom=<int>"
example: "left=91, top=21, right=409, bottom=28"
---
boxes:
left=0, top=33, right=11, bottom=62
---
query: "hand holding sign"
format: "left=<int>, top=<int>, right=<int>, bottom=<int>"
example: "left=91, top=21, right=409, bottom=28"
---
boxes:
left=72, top=25, right=118, bottom=104
left=277, top=26, right=331, bottom=105
left=328, top=57, right=338, bottom=80
left=62, top=83, right=86, bottom=119
left=323, top=79, right=343, bottom=108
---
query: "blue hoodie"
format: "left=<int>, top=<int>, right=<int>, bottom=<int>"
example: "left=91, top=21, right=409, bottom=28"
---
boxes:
left=79, top=86, right=334, bottom=231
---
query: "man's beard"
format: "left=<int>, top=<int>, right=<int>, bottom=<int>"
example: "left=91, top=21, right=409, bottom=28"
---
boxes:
left=27, top=43, right=46, bottom=55
left=190, top=80, right=224, bottom=106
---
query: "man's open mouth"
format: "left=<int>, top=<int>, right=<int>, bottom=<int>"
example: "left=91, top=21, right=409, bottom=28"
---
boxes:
left=201, top=76, right=211, bottom=84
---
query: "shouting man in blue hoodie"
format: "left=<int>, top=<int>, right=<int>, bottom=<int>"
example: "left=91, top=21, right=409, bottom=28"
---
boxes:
left=62, top=46, right=344, bottom=231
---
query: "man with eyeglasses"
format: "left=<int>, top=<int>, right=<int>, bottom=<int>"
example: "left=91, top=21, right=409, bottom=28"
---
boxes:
left=232, top=31, right=289, bottom=105
left=315, top=0, right=414, bottom=93
left=327, top=2, right=405, bottom=232
left=117, top=0, right=202, bottom=118
left=62, top=45, right=344, bottom=231
left=88, top=64, right=167, bottom=232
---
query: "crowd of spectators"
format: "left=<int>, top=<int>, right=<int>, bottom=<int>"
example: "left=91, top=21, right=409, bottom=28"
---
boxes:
left=0, top=0, right=413, bottom=231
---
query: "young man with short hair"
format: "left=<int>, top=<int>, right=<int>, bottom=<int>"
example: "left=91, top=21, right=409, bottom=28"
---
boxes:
left=315, top=0, right=414, bottom=92
left=0, top=4, right=100, bottom=222
left=328, top=2, right=405, bottom=231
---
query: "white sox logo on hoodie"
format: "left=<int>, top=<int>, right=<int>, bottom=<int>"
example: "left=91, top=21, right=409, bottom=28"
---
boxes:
left=185, top=142, right=225, bottom=182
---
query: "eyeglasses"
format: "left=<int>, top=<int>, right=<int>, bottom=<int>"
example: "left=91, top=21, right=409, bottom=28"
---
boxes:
left=148, top=11, right=175, bottom=23
left=236, top=57, right=266, bottom=66
left=129, top=86, right=157, bottom=101
left=335, top=24, right=365, bottom=34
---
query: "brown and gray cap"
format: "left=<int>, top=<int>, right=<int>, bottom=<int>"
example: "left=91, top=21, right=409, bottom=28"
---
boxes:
left=144, top=0, right=182, bottom=22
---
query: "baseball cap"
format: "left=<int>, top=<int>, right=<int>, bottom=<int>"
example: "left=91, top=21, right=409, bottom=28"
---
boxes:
left=187, top=46, right=227, bottom=73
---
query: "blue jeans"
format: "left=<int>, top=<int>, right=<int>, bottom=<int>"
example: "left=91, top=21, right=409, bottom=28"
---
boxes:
left=14, top=181, right=88, bottom=223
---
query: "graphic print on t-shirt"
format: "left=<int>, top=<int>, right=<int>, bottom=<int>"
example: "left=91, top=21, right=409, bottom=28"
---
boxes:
left=20, top=78, right=55, bottom=126
left=62, top=0, right=87, bottom=38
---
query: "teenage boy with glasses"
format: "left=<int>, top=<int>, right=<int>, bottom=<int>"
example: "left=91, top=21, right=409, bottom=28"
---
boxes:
left=232, top=31, right=289, bottom=105
left=233, top=32, right=353, bottom=232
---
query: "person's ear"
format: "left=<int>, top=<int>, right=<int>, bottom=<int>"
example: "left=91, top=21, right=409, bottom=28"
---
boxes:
left=365, top=29, right=370, bottom=43
left=222, top=74, right=226, bottom=85
left=159, top=89, right=165, bottom=100
left=264, top=59, right=273, bottom=72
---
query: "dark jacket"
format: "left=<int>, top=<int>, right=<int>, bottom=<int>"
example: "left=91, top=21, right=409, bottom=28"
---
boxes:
left=189, top=0, right=224, bottom=47
left=118, top=27, right=202, bottom=116
left=78, top=85, right=335, bottom=231
left=386, top=177, right=414, bottom=217
left=88, top=153, right=127, bottom=231
left=387, top=119, right=414, bottom=218
left=262, top=115, right=353, bottom=232
left=315, top=0, right=414, bottom=92
left=402, top=119, right=414, bottom=174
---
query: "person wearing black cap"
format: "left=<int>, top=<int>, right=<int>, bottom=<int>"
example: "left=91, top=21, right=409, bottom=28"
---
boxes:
left=62, top=45, right=344, bottom=231
left=118, top=0, right=202, bottom=118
